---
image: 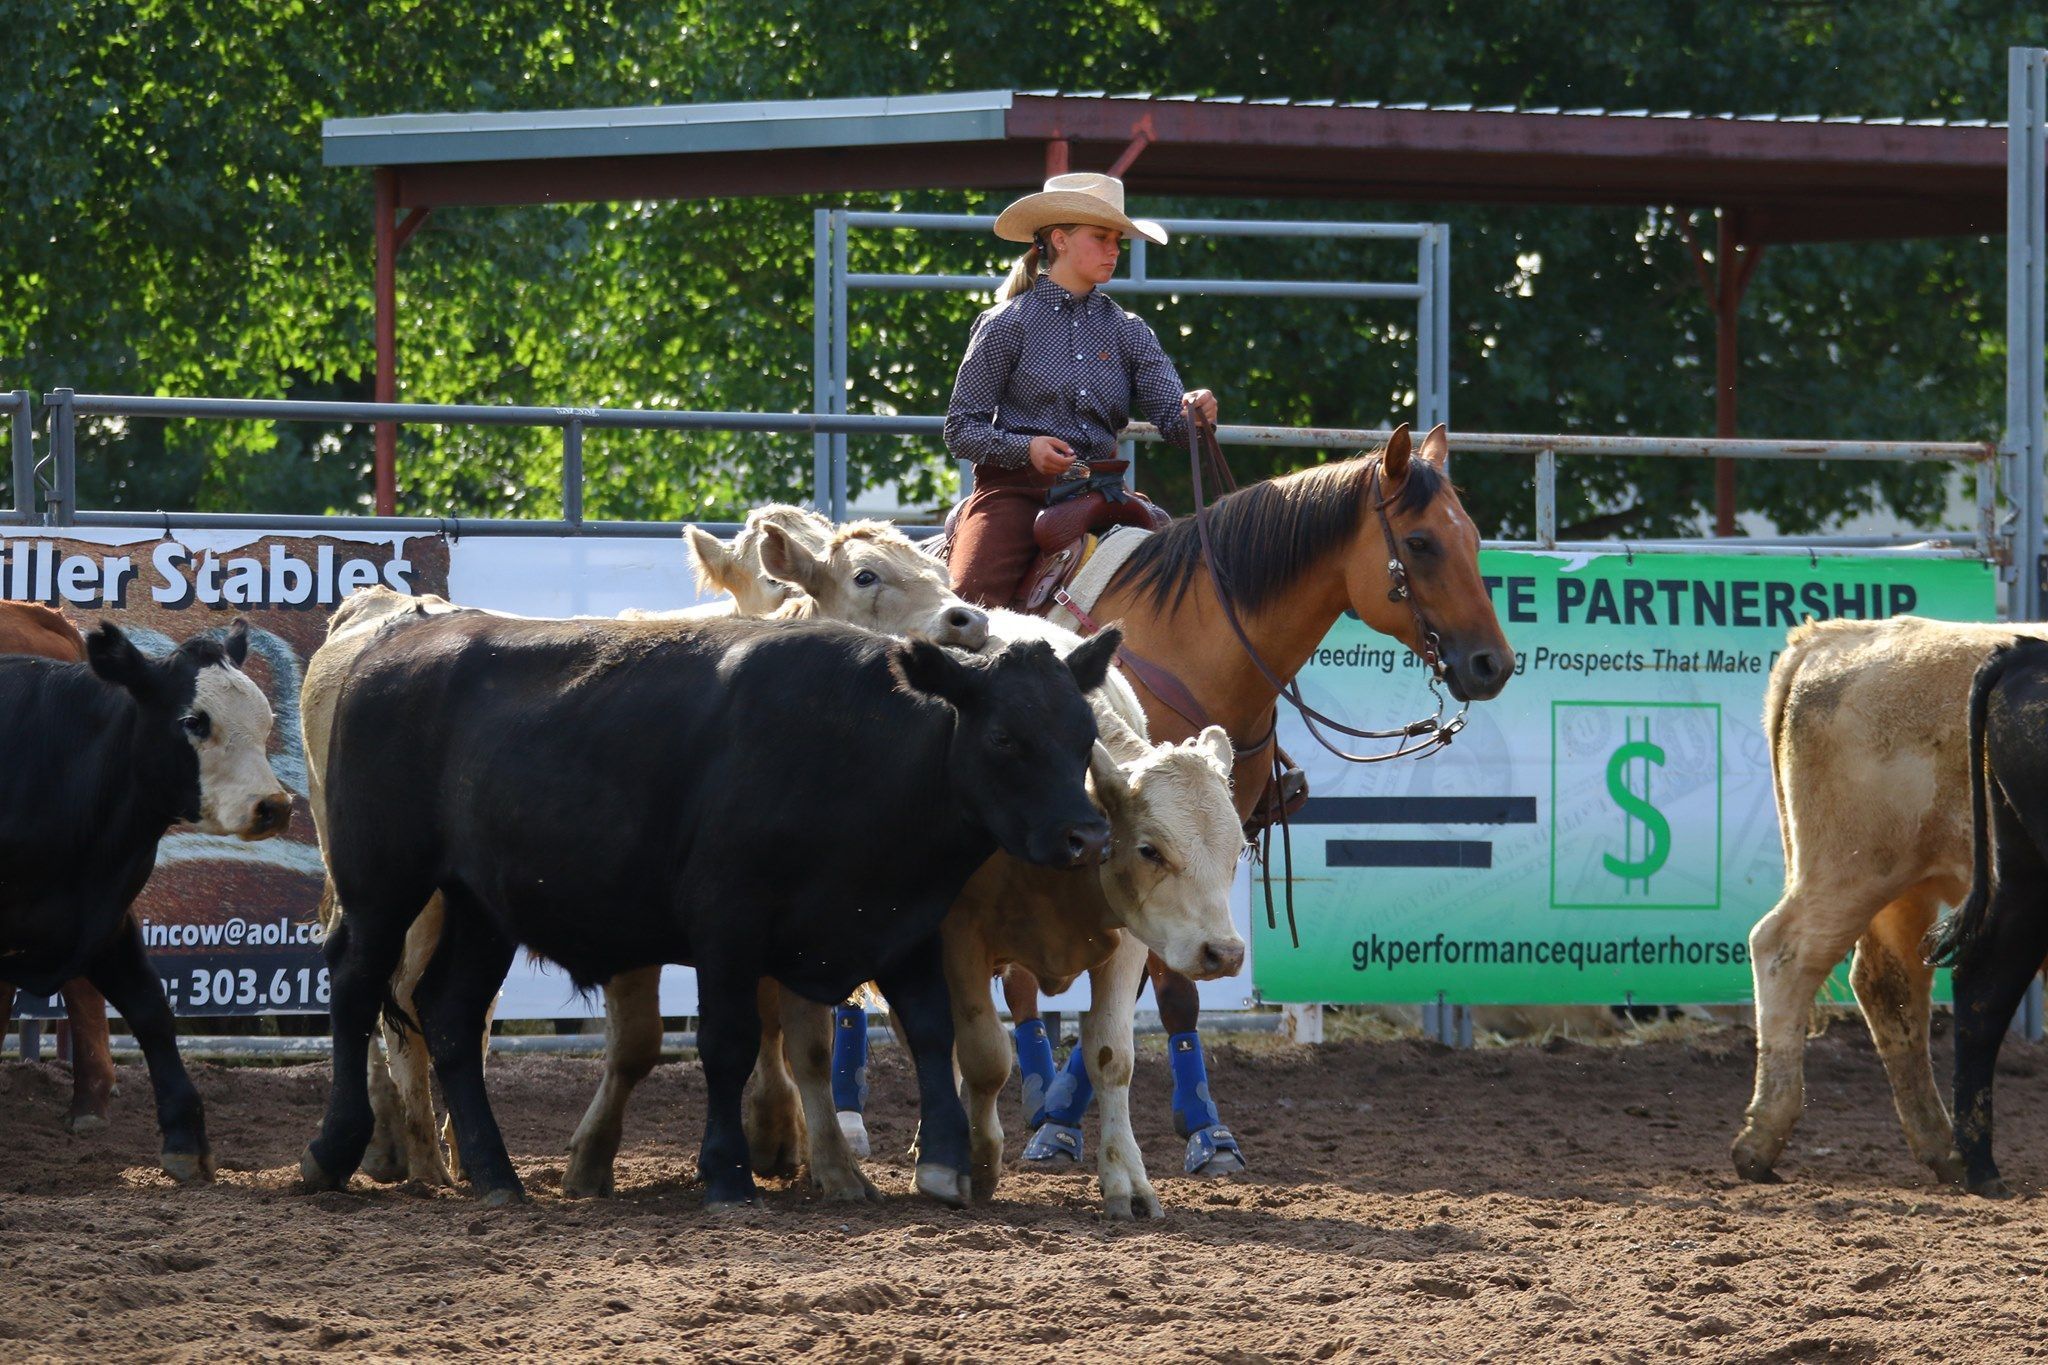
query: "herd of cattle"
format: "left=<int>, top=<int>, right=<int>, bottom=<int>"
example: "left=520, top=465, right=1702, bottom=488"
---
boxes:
left=4, top=509, right=2048, bottom=1210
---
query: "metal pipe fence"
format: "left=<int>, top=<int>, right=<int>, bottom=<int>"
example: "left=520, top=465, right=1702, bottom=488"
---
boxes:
left=3, top=390, right=36, bottom=525
left=23, top=390, right=2000, bottom=559
left=817, top=210, right=1452, bottom=516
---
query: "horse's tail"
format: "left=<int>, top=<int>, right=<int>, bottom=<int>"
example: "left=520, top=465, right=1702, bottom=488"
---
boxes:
left=1926, top=637, right=2040, bottom=967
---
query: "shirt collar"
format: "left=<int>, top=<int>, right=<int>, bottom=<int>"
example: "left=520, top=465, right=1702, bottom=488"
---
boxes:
left=1031, top=273, right=1109, bottom=312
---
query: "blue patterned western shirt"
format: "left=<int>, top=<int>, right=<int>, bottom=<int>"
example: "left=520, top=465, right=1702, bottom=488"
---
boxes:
left=944, top=273, right=1192, bottom=470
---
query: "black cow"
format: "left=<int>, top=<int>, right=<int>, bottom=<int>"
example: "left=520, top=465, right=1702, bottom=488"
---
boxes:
left=303, top=611, right=1117, bottom=1207
left=0, top=620, right=292, bottom=1181
left=1925, top=635, right=2048, bottom=1196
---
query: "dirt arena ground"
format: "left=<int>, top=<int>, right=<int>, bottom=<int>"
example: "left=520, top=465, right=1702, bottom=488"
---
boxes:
left=1, top=1018, right=2044, bottom=1362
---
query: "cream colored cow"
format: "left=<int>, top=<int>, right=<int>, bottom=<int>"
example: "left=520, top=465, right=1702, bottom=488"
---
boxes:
left=1732, top=615, right=2044, bottom=1185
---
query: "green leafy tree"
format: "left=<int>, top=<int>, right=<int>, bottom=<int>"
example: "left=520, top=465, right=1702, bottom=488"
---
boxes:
left=2, top=0, right=2040, bottom=540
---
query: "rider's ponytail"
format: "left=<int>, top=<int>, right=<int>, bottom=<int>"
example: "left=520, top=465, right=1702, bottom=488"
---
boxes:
left=999, top=243, right=1041, bottom=300
left=998, top=224, right=1079, bottom=301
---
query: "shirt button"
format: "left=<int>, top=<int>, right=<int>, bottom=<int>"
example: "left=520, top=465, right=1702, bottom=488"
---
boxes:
left=1075, top=353, right=1083, bottom=360
left=1079, top=389, right=1088, bottom=396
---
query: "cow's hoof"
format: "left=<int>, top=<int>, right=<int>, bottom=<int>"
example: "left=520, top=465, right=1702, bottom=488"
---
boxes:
left=914, top=1164, right=970, bottom=1208
left=837, top=1110, right=872, bottom=1160
left=561, top=1169, right=613, bottom=1200
left=1927, top=1151, right=1967, bottom=1186
left=160, top=1149, right=215, bottom=1184
left=65, top=1112, right=108, bottom=1137
left=1969, top=1174, right=2013, bottom=1199
left=479, top=1185, right=525, bottom=1209
left=298, top=1145, right=344, bottom=1192
left=361, top=1147, right=407, bottom=1185
left=1729, top=1136, right=1782, bottom=1184
left=1103, top=1186, right=1164, bottom=1221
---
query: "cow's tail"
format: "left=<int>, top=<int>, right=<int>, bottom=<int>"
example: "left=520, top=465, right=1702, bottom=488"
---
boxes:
left=1763, top=628, right=1811, bottom=871
left=1926, top=638, right=2034, bottom=967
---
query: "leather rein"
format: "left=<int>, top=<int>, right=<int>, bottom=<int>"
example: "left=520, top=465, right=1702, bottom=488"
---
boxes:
left=1060, top=414, right=1467, bottom=951
left=1186, top=415, right=1468, bottom=765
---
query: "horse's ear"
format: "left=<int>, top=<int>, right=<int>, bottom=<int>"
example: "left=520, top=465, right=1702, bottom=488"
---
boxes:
left=1382, top=424, right=1412, bottom=485
left=1417, top=423, right=1449, bottom=469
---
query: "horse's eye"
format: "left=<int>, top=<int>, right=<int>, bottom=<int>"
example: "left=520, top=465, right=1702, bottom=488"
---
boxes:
left=181, top=713, right=211, bottom=740
left=853, top=569, right=879, bottom=588
left=988, top=728, right=1017, bottom=752
left=1404, top=534, right=1434, bottom=555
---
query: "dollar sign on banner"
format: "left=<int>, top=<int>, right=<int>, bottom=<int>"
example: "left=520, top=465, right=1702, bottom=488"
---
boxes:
left=1602, top=727, right=1671, bottom=888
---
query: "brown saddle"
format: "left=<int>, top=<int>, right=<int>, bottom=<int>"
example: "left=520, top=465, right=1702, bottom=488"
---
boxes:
left=1016, top=461, right=1169, bottom=613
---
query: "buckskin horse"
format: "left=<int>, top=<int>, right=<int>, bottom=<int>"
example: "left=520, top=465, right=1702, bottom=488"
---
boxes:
left=1002, top=419, right=1515, bottom=1173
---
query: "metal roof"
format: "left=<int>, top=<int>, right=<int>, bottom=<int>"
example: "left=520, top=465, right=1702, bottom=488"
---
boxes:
left=323, top=91, right=1014, bottom=167
left=322, top=88, right=2019, bottom=244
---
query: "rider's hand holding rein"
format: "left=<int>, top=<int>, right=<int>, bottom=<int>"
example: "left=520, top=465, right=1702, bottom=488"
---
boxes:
left=1029, top=436, right=1078, bottom=477
left=1183, top=389, right=1219, bottom=427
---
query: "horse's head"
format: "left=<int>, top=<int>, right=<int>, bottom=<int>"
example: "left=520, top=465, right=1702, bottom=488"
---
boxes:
left=1344, top=424, right=1514, bottom=702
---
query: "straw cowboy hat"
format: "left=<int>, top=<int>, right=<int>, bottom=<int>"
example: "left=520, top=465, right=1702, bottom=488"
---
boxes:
left=993, top=173, right=1169, bottom=247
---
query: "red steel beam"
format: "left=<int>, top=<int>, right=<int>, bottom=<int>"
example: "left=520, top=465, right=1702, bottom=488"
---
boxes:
left=373, top=167, right=397, bottom=517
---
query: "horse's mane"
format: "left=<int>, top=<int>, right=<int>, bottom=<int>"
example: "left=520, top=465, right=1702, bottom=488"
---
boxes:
left=1114, top=451, right=1446, bottom=615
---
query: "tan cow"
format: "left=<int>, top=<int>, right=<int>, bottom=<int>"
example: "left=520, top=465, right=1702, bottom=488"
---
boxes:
left=1731, top=615, right=2041, bottom=1185
left=638, top=504, right=832, bottom=621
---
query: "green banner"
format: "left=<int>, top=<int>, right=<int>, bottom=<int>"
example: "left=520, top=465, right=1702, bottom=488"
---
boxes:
left=1251, top=550, right=1997, bottom=1004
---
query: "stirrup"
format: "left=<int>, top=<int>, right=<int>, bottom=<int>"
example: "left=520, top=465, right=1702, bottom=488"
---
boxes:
left=836, top=1110, right=871, bottom=1160
left=1022, top=1122, right=1084, bottom=1166
left=1184, top=1124, right=1245, bottom=1176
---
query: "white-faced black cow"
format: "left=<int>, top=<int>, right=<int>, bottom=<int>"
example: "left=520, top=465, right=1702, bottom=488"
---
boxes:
left=302, top=611, right=1117, bottom=1207
left=0, top=620, right=291, bottom=1181
left=1924, top=635, right=2048, bottom=1196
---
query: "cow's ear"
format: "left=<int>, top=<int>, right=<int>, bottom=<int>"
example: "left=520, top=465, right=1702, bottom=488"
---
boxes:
left=86, top=623, right=159, bottom=700
left=684, top=526, right=741, bottom=597
left=757, top=522, right=826, bottom=597
left=1062, top=626, right=1121, bottom=694
left=890, top=637, right=979, bottom=708
left=1088, top=740, right=1130, bottom=815
left=1193, top=724, right=1235, bottom=782
left=222, top=618, right=250, bottom=668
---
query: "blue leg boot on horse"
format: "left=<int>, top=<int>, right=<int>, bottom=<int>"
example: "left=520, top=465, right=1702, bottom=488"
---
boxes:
left=1023, top=1040, right=1093, bottom=1166
left=830, top=1002, right=871, bottom=1158
left=1171, top=1030, right=1244, bottom=1175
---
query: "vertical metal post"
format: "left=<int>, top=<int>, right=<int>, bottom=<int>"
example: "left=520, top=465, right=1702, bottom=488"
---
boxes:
left=1129, top=237, right=1148, bottom=285
left=1535, top=447, right=1558, bottom=547
left=2008, top=47, right=2048, bottom=620
left=373, top=168, right=399, bottom=518
left=1434, top=224, right=1451, bottom=438
left=8, top=391, right=31, bottom=521
left=562, top=420, right=584, bottom=530
left=812, top=209, right=833, bottom=515
left=46, top=388, right=75, bottom=527
left=831, top=209, right=850, bottom=521
left=1416, top=228, right=1436, bottom=438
